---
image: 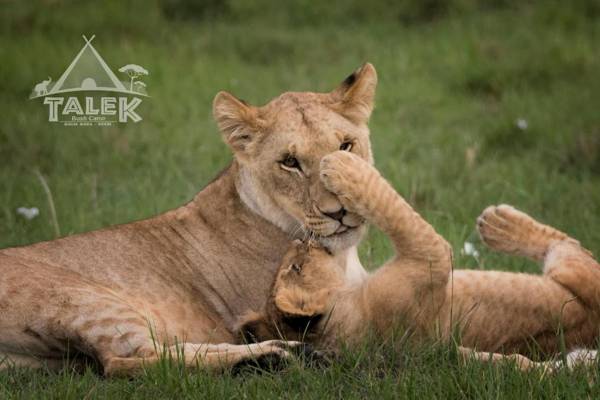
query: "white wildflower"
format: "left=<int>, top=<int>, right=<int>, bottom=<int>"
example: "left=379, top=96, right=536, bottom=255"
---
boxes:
left=16, top=207, right=40, bottom=220
left=516, top=118, right=528, bottom=130
left=462, top=242, right=480, bottom=260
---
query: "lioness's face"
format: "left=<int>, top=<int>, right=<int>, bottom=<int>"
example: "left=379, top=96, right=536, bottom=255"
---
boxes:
left=213, top=64, right=377, bottom=252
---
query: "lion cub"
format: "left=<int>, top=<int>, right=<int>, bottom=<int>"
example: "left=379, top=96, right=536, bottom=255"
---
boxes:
left=236, top=238, right=447, bottom=350
left=235, top=239, right=347, bottom=346
left=236, top=151, right=600, bottom=370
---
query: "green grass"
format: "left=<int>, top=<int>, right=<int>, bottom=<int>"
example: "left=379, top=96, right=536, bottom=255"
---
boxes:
left=1, top=0, right=600, bottom=398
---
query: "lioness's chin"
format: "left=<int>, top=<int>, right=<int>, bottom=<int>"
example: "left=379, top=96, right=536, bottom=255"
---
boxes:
left=317, top=224, right=366, bottom=253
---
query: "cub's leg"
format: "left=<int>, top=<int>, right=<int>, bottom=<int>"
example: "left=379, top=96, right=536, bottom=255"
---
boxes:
left=477, top=204, right=576, bottom=261
left=457, top=346, right=549, bottom=372
left=320, top=151, right=452, bottom=334
left=478, top=205, right=600, bottom=312
left=477, top=205, right=600, bottom=348
left=320, top=151, right=452, bottom=268
left=459, top=346, right=600, bottom=372
left=544, top=240, right=600, bottom=312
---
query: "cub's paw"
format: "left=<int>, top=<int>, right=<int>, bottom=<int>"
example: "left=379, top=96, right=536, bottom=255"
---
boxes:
left=320, top=151, right=368, bottom=198
left=477, top=204, right=570, bottom=262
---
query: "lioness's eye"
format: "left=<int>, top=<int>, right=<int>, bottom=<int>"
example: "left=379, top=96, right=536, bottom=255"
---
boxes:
left=340, top=141, right=353, bottom=152
left=281, top=155, right=302, bottom=171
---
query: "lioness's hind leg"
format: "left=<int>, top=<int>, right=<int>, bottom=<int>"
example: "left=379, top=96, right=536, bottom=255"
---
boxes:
left=477, top=204, right=572, bottom=262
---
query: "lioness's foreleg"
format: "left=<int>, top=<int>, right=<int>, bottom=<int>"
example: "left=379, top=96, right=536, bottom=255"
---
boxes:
left=103, top=340, right=301, bottom=377
left=0, top=352, right=64, bottom=372
left=0, top=284, right=298, bottom=376
left=320, top=151, right=452, bottom=332
left=0, top=260, right=299, bottom=376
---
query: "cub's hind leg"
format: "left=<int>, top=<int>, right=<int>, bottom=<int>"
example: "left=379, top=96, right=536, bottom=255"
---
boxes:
left=477, top=204, right=574, bottom=262
left=459, top=346, right=598, bottom=372
left=457, top=346, right=550, bottom=372
left=544, top=240, right=600, bottom=313
left=477, top=206, right=600, bottom=348
left=476, top=204, right=600, bottom=310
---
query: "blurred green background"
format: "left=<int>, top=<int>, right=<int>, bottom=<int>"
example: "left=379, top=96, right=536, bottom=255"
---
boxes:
left=1, top=0, right=600, bottom=397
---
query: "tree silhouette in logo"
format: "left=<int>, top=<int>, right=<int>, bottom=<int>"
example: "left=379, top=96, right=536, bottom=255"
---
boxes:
left=118, top=64, right=149, bottom=92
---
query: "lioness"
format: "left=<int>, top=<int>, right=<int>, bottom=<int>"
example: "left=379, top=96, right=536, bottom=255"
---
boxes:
left=237, top=151, right=600, bottom=370
left=0, top=64, right=378, bottom=376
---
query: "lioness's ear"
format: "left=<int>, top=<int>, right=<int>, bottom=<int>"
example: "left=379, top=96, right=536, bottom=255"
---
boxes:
left=331, top=63, right=378, bottom=124
left=213, top=91, right=262, bottom=153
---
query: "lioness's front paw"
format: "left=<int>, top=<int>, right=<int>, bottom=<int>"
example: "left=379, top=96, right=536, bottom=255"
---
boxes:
left=320, top=151, right=367, bottom=198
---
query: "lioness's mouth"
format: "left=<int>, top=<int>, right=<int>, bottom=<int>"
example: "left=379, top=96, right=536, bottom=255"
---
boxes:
left=335, top=225, right=350, bottom=234
left=302, top=217, right=364, bottom=242
left=331, top=223, right=364, bottom=237
left=306, top=222, right=365, bottom=252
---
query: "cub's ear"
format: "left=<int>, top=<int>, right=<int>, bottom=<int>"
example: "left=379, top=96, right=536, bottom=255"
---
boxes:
left=213, top=91, right=263, bottom=153
left=331, top=63, right=378, bottom=124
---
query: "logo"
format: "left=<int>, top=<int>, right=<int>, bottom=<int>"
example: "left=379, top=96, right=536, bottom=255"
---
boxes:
left=30, top=35, right=149, bottom=126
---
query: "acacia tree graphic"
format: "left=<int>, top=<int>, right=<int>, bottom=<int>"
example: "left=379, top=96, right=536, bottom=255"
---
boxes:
left=118, top=64, right=149, bottom=92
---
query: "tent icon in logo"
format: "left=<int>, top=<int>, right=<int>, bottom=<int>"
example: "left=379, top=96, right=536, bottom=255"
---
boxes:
left=30, top=35, right=148, bottom=99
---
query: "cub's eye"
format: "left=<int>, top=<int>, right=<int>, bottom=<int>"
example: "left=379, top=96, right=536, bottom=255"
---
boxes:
left=290, top=264, right=302, bottom=273
left=340, top=141, right=353, bottom=152
left=280, top=155, right=301, bottom=171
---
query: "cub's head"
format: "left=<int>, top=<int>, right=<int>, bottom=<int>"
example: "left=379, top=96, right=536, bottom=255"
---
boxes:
left=235, top=239, right=343, bottom=343
left=271, top=239, right=343, bottom=319
left=213, top=63, right=377, bottom=252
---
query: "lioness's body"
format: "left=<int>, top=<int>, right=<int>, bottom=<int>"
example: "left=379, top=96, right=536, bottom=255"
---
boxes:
left=0, top=164, right=291, bottom=369
left=0, top=65, right=377, bottom=375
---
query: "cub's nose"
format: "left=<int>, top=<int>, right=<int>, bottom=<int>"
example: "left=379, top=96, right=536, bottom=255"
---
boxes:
left=323, top=208, right=347, bottom=221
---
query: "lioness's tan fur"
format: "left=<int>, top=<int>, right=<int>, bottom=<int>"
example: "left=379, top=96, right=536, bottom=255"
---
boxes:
left=238, top=151, right=600, bottom=371
left=0, top=65, right=379, bottom=375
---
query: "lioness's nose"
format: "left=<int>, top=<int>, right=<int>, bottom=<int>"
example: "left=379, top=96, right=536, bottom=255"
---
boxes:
left=323, top=208, right=347, bottom=221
